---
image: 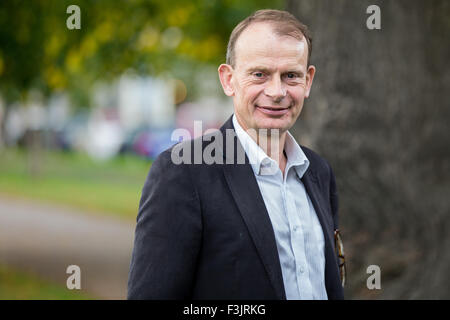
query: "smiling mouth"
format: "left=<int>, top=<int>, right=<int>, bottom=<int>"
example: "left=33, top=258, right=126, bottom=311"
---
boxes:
left=257, top=105, right=290, bottom=110
left=255, top=105, right=291, bottom=115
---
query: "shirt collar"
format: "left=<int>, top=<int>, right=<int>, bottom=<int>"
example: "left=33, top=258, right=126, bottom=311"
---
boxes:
left=232, top=114, right=310, bottom=177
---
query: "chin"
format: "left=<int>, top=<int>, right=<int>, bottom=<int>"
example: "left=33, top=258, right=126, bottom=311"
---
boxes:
left=255, top=118, right=292, bottom=132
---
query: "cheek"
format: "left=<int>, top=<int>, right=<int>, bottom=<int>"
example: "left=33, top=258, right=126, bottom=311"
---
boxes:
left=288, top=86, right=307, bottom=102
left=241, top=84, right=264, bottom=103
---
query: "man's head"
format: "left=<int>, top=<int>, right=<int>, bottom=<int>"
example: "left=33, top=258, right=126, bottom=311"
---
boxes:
left=218, top=9, right=315, bottom=134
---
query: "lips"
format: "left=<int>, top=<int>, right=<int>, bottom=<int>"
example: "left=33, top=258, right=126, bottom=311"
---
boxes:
left=255, top=105, right=291, bottom=116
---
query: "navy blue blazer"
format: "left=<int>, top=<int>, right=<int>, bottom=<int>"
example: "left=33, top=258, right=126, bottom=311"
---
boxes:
left=127, top=116, right=344, bottom=300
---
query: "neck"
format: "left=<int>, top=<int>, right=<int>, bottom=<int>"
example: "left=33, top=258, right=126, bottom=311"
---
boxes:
left=254, top=130, right=287, bottom=164
left=247, top=128, right=288, bottom=175
left=234, top=115, right=288, bottom=175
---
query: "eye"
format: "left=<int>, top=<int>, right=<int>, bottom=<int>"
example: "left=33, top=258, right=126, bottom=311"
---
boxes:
left=286, top=73, right=297, bottom=79
left=253, top=72, right=264, bottom=78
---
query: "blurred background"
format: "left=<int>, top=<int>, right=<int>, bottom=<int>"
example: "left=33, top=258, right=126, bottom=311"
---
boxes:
left=0, top=0, right=448, bottom=299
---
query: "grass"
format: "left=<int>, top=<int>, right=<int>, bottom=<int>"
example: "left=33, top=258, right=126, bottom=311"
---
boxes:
left=0, top=264, right=93, bottom=300
left=0, top=147, right=152, bottom=221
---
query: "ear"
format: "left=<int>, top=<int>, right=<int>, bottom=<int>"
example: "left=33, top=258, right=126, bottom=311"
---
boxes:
left=218, top=64, right=235, bottom=97
left=304, top=65, right=316, bottom=98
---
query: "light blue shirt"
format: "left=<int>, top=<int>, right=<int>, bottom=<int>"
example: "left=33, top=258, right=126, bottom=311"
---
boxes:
left=232, top=114, right=328, bottom=300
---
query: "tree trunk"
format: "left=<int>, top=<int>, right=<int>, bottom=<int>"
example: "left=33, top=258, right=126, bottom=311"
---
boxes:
left=287, top=0, right=450, bottom=299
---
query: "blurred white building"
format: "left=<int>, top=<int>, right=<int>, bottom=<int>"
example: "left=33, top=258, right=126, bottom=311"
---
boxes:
left=117, top=75, right=175, bottom=130
left=84, top=74, right=176, bottom=160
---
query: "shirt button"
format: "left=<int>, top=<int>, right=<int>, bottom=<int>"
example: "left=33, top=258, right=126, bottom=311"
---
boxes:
left=293, top=226, right=299, bottom=232
left=299, top=267, right=305, bottom=273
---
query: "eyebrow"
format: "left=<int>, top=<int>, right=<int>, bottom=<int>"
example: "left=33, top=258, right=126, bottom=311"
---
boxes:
left=246, top=66, right=305, bottom=77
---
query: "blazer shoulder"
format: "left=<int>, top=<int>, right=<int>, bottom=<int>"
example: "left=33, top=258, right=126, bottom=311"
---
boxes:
left=152, top=136, right=201, bottom=169
left=148, top=145, right=182, bottom=176
left=158, top=131, right=225, bottom=166
left=143, top=142, right=196, bottom=194
left=138, top=142, right=200, bottom=219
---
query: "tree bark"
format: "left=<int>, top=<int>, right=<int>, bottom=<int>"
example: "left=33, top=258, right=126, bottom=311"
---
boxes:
left=287, top=0, right=450, bottom=299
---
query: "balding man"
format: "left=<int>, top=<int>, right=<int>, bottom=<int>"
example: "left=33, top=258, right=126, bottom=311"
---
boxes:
left=128, top=9, right=345, bottom=300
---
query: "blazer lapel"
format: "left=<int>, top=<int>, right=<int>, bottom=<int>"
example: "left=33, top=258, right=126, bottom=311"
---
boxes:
left=219, top=117, right=286, bottom=300
left=302, top=169, right=342, bottom=298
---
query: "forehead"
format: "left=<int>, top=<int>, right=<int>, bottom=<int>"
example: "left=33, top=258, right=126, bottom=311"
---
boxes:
left=234, top=22, right=308, bottom=70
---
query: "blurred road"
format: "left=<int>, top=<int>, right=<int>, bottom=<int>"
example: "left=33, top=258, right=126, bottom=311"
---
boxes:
left=0, top=194, right=135, bottom=299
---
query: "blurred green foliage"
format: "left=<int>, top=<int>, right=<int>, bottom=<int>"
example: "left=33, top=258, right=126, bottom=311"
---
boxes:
left=0, top=0, right=283, bottom=106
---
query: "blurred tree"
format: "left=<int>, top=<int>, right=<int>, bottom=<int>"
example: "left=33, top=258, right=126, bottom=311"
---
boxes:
left=0, top=0, right=282, bottom=174
left=288, top=0, right=450, bottom=299
left=0, top=0, right=283, bottom=106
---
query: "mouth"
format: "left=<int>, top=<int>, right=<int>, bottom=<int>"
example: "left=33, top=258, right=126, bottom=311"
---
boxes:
left=255, top=105, right=291, bottom=116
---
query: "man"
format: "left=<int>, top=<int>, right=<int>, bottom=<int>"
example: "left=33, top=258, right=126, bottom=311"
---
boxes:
left=128, top=9, right=344, bottom=300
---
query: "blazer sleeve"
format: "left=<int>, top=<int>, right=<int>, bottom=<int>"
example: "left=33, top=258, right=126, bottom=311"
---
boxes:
left=127, top=149, right=202, bottom=299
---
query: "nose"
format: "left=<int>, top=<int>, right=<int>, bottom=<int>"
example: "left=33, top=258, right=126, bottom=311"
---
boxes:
left=264, top=76, right=286, bottom=102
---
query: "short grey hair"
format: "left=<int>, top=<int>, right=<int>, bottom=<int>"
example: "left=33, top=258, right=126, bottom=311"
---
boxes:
left=226, top=9, right=313, bottom=67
